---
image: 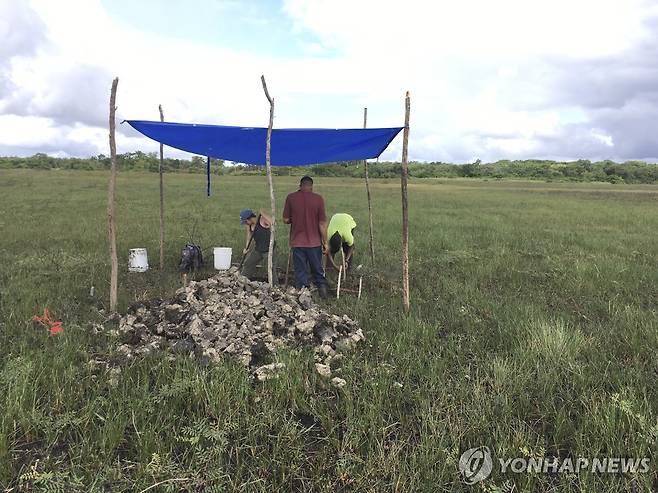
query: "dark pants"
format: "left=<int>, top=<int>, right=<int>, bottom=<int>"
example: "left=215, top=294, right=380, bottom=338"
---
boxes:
left=242, top=248, right=277, bottom=282
left=292, top=247, right=326, bottom=289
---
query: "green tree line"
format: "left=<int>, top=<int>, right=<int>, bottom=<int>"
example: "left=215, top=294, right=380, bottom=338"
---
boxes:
left=1, top=152, right=657, bottom=184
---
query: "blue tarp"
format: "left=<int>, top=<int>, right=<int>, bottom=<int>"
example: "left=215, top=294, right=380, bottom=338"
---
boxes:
left=126, top=120, right=403, bottom=166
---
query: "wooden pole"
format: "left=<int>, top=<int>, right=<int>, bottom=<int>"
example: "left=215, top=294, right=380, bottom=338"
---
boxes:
left=363, top=107, right=375, bottom=264
left=158, top=104, right=165, bottom=270
left=107, top=77, right=119, bottom=313
left=261, top=75, right=276, bottom=286
left=401, top=91, right=411, bottom=313
left=337, top=265, right=343, bottom=299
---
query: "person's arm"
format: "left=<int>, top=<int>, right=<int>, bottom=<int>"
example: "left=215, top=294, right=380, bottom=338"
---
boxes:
left=259, top=209, right=274, bottom=227
left=345, top=239, right=355, bottom=263
left=318, top=197, right=328, bottom=253
left=343, top=225, right=356, bottom=262
left=282, top=196, right=292, bottom=224
left=344, top=219, right=356, bottom=261
left=343, top=227, right=355, bottom=249
left=320, top=221, right=328, bottom=249
left=326, top=250, right=340, bottom=270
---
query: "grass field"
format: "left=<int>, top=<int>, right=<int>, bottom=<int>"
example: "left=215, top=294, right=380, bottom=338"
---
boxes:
left=1, top=168, right=657, bottom=492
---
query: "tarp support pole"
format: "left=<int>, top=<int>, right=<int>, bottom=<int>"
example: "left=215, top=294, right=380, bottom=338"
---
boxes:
left=363, top=107, right=375, bottom=264
left=107, top=77, right=119, bottom=313
left=261, top=75, right=276, bottom=286
left=206, top=156, right=211, bottom=197
left=401, top=91, right=411, bottom=313
left=158, top=104, right=165, bottom=270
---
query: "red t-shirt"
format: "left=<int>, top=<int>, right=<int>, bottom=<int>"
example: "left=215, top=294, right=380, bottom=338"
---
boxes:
left=283, top=190, right=327, bottom=248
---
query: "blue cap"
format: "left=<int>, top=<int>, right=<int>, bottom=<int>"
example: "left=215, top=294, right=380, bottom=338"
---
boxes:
left=240, top=208, right=255, bottom=225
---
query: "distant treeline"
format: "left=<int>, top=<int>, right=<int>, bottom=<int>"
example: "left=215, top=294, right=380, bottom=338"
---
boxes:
left=2, top=152, right=657, bottom=184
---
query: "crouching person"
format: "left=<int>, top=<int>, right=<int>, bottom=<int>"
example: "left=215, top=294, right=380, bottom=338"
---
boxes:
left=327, top=213, right=356, bottom=270
left=239, top=208, right=276, bottom=282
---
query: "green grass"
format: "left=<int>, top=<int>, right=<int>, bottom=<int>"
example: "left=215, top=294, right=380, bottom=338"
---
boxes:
left=0, top=169, right=657, bottom=492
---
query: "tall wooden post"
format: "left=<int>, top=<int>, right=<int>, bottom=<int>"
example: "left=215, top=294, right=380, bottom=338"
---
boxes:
left=158, top=104, right=165, bottom=270
left=401, top=91, right=411, bottom=313
left=261, top=75, right=276, bottom=286
left=107, top=77, right=119, bottom=312
left=363, top=107, right=375, bottom=264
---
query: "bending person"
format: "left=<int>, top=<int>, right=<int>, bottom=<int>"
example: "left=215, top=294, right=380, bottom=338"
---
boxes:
left=327, top=213, right=357, bottom=270
left=239, top=208, right=276, bottom=281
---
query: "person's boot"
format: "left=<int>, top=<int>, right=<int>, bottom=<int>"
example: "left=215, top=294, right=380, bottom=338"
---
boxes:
left=318, top=284, right=328, bottom=299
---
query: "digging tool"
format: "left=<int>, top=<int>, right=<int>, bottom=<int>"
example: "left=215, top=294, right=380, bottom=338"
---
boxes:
left=238, top=231, right=255, bottom=270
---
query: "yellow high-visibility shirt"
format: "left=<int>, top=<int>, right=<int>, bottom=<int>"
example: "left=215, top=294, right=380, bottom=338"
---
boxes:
left=327, top=213, right=357, bottom=246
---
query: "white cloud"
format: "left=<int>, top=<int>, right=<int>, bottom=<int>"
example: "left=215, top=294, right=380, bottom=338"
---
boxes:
left=1, top=0, right=657, bottom=161
left=0, top=114, right=59, bottom=147
left=285, top=0, right=654, bottom=57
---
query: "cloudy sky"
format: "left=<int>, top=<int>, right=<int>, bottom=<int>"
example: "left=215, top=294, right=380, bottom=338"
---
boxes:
left=1, top=0, right=657, bottom=162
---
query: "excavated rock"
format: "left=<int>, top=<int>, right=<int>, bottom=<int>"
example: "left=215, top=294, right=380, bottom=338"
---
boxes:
left=253, top=363, right=286, bottom=382
left=331, top=377, right=347, bottom=389
left=115, top=268, right=364, bottom=380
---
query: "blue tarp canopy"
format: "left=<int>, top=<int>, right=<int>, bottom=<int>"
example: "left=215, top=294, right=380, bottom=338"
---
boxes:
left=126, top=120, right=403, bottom=166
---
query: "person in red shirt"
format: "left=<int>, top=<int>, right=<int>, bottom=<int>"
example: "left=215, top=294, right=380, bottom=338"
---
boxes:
left=283, top=175, right=329, bottom=298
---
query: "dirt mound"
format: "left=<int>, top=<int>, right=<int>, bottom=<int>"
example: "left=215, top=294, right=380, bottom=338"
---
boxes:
left=115, top=268, right=364, bottom=382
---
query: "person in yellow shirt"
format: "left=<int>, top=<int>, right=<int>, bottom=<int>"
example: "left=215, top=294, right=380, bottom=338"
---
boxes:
left=326, top=213, right=357, bottom=270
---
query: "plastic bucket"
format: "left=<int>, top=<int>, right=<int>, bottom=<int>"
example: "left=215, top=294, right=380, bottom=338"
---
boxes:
left=213, top=247, right=232, bottom=270
left=128, top=248, right=149, bottom=272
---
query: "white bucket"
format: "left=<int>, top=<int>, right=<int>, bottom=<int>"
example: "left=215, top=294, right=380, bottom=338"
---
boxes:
left=128, top=248, right=149, bottom=272
left=213, top=247, right=232, bottom=270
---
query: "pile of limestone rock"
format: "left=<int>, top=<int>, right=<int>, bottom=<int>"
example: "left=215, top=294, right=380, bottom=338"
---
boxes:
left=115, top=268, right=364, bottom=387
